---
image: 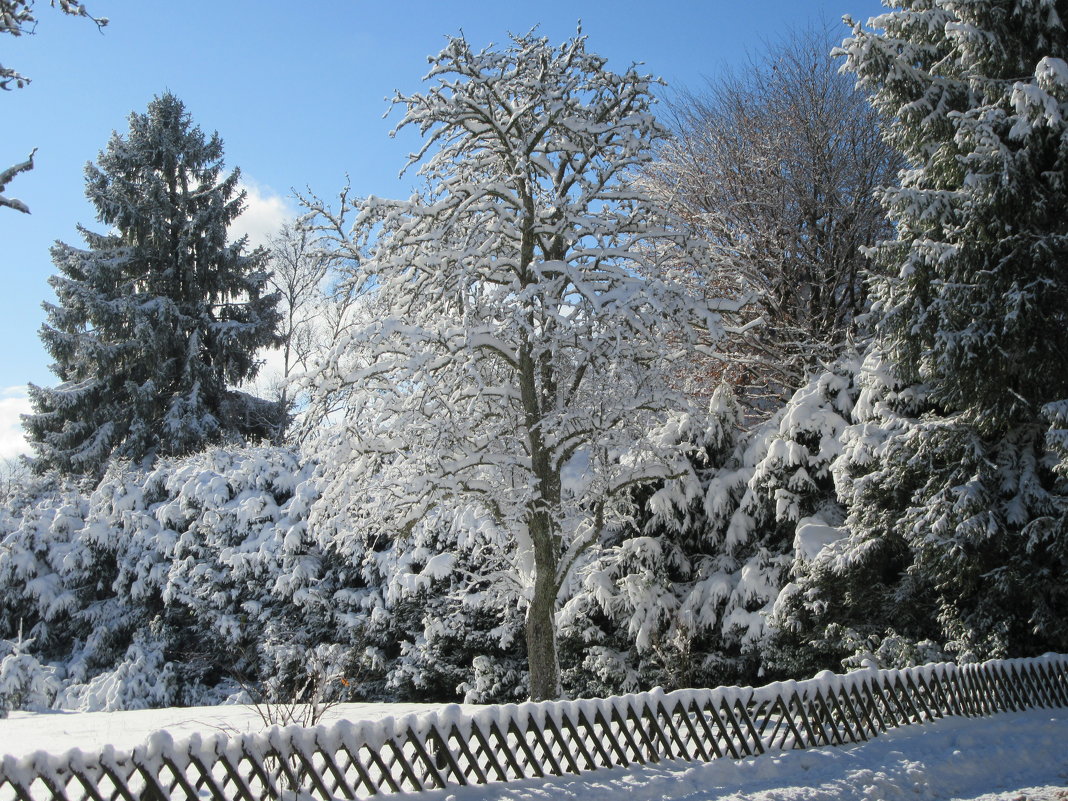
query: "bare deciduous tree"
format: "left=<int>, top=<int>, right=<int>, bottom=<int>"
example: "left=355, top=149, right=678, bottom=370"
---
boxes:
left=268, top=224, right=331, bottom=379
left=642, top=26, right=900, bottom=409
left=0, top=457, right=31, bottom=508
left=264, top=222, right=330, bottom=437
left=256, top=210, right=365, bottom=441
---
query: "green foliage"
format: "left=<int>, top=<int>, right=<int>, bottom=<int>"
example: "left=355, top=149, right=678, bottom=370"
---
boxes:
left=561, top=370, right=858, bottom=692
left=776, top=1, right=1068, bottom=671
left=845, top=1, right=1068, bottom=432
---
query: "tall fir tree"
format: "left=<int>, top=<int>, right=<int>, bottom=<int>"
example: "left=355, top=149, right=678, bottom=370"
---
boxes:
left=25, top=93, right=281, bottom=477
left=778, top=1, right=1068, bottom=666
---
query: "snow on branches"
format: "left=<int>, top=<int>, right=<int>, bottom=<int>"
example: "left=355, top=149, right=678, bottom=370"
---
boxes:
left=1, top=0, right=107, bottom=213
left=301, top=29, right=734, bottom=700
left=24, top=93, right=282, bottom=477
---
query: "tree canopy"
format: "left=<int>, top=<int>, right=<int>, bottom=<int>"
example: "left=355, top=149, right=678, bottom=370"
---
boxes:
left=772, top=0, right=1068, bottom=667
left=302, top=29, right=732, bottom=700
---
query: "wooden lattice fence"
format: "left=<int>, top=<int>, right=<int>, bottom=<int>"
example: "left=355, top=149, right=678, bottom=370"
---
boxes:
left=1, top=654, right=1066, bottom=800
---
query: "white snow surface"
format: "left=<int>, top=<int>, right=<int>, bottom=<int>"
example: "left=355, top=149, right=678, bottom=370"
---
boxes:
left=416, top=709, right=1068, bottom=801
left=0, top=704, right=1064, bottom=800
left=793, top=515, right=845, bottom=562
left=0, top=701, right=479, bottom=758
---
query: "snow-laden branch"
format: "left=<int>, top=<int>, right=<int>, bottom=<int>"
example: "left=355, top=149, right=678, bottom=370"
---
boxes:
left=0, top=148, right=35, bottom=213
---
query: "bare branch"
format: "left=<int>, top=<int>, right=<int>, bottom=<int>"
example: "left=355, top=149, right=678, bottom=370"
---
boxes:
left=640, top=25, right=901, bottom=411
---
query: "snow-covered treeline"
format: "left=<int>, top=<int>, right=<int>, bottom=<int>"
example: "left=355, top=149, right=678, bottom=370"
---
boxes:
left=0, top=328, right=841, bottom=710
left=0, top=360, right=907, bottom=713
left=0, top=351, right=1064, bottom=713
left=5, top=3, right=1068, bottom=716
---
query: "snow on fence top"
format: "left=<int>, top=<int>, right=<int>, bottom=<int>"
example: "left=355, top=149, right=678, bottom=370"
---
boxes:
left=1, top=654, right=1066, bottom=800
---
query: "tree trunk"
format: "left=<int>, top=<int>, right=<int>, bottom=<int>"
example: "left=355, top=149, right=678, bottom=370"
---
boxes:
left=526, top=511, right=561, bottom=701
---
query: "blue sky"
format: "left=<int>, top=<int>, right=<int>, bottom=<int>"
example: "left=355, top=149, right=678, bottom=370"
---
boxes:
left=0, top=0, right=886, bottom=458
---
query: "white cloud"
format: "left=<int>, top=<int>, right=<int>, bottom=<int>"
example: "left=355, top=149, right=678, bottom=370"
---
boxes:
left=228, top=179, right=301, bottom=396
left=239, top=343, right=290, bottom=398
left=0, top=387, right=32, bottom=461
left=230, top=180, right=295, bottom=250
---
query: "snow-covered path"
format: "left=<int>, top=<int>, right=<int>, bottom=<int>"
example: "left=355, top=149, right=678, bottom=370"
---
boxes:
left=1, top=706, right=1064, bottom=800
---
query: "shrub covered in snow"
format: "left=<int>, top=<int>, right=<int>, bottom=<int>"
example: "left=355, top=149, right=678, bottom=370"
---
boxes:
left=0, top=447, right=325, bottom=709
left=0, top=632, right=59, bottom=716
left=560, top=370, right=857, bottom=692
left=0, top=443, right=540, bottom=708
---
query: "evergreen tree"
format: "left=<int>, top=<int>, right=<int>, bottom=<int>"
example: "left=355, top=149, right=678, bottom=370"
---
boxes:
left=25, top=93, right=282, bottom=477
left=559, top=388, right=748, bottom=694
left=560, top=369, right=857, bottom=692
left=782, top=2, right=1068, bottom=666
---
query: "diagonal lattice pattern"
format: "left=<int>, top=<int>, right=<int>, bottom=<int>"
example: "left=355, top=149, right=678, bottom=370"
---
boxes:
left=1, top=655, right=1065, bottom=800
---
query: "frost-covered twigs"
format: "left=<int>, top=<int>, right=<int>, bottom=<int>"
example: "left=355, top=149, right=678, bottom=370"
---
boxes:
left=300, top=29, right=732, bottom=700
left=233, top=647, right=354, bottom=731
left=640, top=26, right=898, bottom=407
left=0, top=1, right=107, bottom=89
left=2, top=1, right=108, bottom=213
left=0, top=148, right=34, bottom=213
left=229, top=647, right=357, bottom=794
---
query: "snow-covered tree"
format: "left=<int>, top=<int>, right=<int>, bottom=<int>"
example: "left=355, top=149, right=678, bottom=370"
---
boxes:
left=351, top=504, right=528, bottom=703
left=561, top=365, right=857, bottom=692
left=24, top=93, right=282, bottom=477
left=0, top=442, right=349, bottom=710
left=0, top=479, right=86, bottom=661
left=781, top=2, right=1068, bottom=666
left=302, top=30, right=731, bottom=700
left=558, top=387, right=747, bottom=694
left=641, top=26, right=898, bottom=407
left=0, top=627, right=59, bottom=716
left=257, top=214, right=368, bottom=442
left=1, top=0, right=107, bottom=213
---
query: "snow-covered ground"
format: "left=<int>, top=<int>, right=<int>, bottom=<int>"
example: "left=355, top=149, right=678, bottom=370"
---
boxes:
left=416, top=709, right=1068, bottom=801
left=0, top=701, right=481, bottom=757
left=0, top=705, right=1064, bottom=800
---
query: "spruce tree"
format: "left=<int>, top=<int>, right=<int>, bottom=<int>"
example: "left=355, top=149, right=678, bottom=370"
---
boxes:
left=787, top=2, right=1068, bottom=664
left=25, top=93, right=281, bottom=477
